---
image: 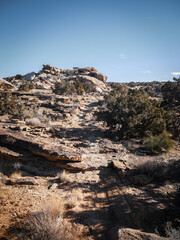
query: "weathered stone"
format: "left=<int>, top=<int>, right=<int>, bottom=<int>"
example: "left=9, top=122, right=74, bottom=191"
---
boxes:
left=42, top=64, right=61, bottom=74
left=90, top=71, right=107, bottom=82
left=78, top=75, right=107, bottom=91
left=78, top=67, right=97, bottom=73
left=0, top=78, right=14, bottom=89
left=109, top=227, right=167, bottom=240
left=49, top=183, right=58, bottom=189
left=22, top=72, right=36, bottom=81
left=6, top=177, right=38, bottom=185
left=0, top=130, right=83, bottom=162
left=0, top=146, right=23, bottom=161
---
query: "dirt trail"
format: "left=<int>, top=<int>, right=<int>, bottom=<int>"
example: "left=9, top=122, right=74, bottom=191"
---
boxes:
left=0, top=94, right=180, bottom=239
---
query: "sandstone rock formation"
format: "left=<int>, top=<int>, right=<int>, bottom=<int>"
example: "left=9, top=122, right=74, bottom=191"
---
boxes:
left=0, top=130, right=83, bottom=162
left=0, top=78, right=14, bottom=89
left=2, top=64, right=108, bottom=92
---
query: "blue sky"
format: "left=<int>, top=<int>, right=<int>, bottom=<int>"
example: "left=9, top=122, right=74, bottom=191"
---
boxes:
left=0, top=0, right=179, bottom=82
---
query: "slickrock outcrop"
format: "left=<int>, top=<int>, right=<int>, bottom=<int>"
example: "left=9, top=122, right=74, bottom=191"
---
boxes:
left=0, top=130, right=83, bottom=162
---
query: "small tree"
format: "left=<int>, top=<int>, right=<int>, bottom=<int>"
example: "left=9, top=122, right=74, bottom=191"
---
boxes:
left=161, top=77, right=180, bottom=106
left=96, top=85, right=167, bottom=139
left=0, top=92, right=26, bottom=119
left=161, top=78, right=180, bottom=140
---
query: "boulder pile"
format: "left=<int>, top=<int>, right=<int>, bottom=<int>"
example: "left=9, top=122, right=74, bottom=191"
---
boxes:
left=2, top=64, right=108, bottom=92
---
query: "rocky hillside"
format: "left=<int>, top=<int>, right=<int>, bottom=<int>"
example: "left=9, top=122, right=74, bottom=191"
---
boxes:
left=0, top=66, right=180, bottom=240
left=3, top=65, right=109, bottom=93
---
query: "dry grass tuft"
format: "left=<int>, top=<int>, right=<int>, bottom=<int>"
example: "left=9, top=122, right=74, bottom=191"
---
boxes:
left=57, top=170, right=71, bottom=183
left=9, top=171, right=22, bottom=179
left=64, top=188, right=84, bottom=210
left=21, top=201, right=91, bottom=240
left=64, top=196, right=77, bottom=210
left=26, top=117, right=41, bottom=126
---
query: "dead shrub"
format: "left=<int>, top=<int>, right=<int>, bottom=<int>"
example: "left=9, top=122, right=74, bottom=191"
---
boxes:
left=64, top=188, right=84, bottom=210
left=165, top=223, right=180, bottom=240
left=23, top=202, right=90, bottom=240
left=57, top=170, right=71, bottom=183
left=64, top=197, right=76, bottom=210
left=26, top=117, right=41, bottom=126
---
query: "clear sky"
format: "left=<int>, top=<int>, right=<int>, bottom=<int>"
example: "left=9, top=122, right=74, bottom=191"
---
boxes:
left=0, top=0, right=179, bottom=82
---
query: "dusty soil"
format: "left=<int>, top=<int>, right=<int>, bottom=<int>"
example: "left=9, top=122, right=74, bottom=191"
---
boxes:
left=0, top=91, right=180, bottom=240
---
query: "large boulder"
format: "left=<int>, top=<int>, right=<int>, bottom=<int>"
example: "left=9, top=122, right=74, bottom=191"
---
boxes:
left=90, top=71, right=107, bottom=82
left=78, top=67, right=98, bottom=73
left=22, top=72, right=36, bottom=81
left=42, top=64, right=61, bottom=74
left=78, top=75, right=107, bottom=92
left=0, top=78, right=14, bottom=89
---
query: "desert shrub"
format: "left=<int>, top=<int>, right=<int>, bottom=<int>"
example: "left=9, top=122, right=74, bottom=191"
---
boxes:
left=53, top=80, right=77, bottom=95
left=32, top=97, right=39, bottom=103
left=25, top=206, right=73, bottom=240
left=161, top=78, right=180, bottom=140
left=74, top=78, right=85, bottom=95
left=161, top=77, right=180, bottom=107
left=0, top=92, right=18, bottom=115
left=96, top=85, right=167, bottom=138
left=143, top=131, right=173, bottom=153
left=79, top=79, right=96, bottom=93
left=144, top=86, right=155, bottom=97
left=0, top=92, right=26, bottom=119
left=53, top=78, right=96, bottom=95
left=23, top=108, right=38, bottom=120
left=19, top=80, right=35, bottom=92
left=164, top=109, right=180, bottom=139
